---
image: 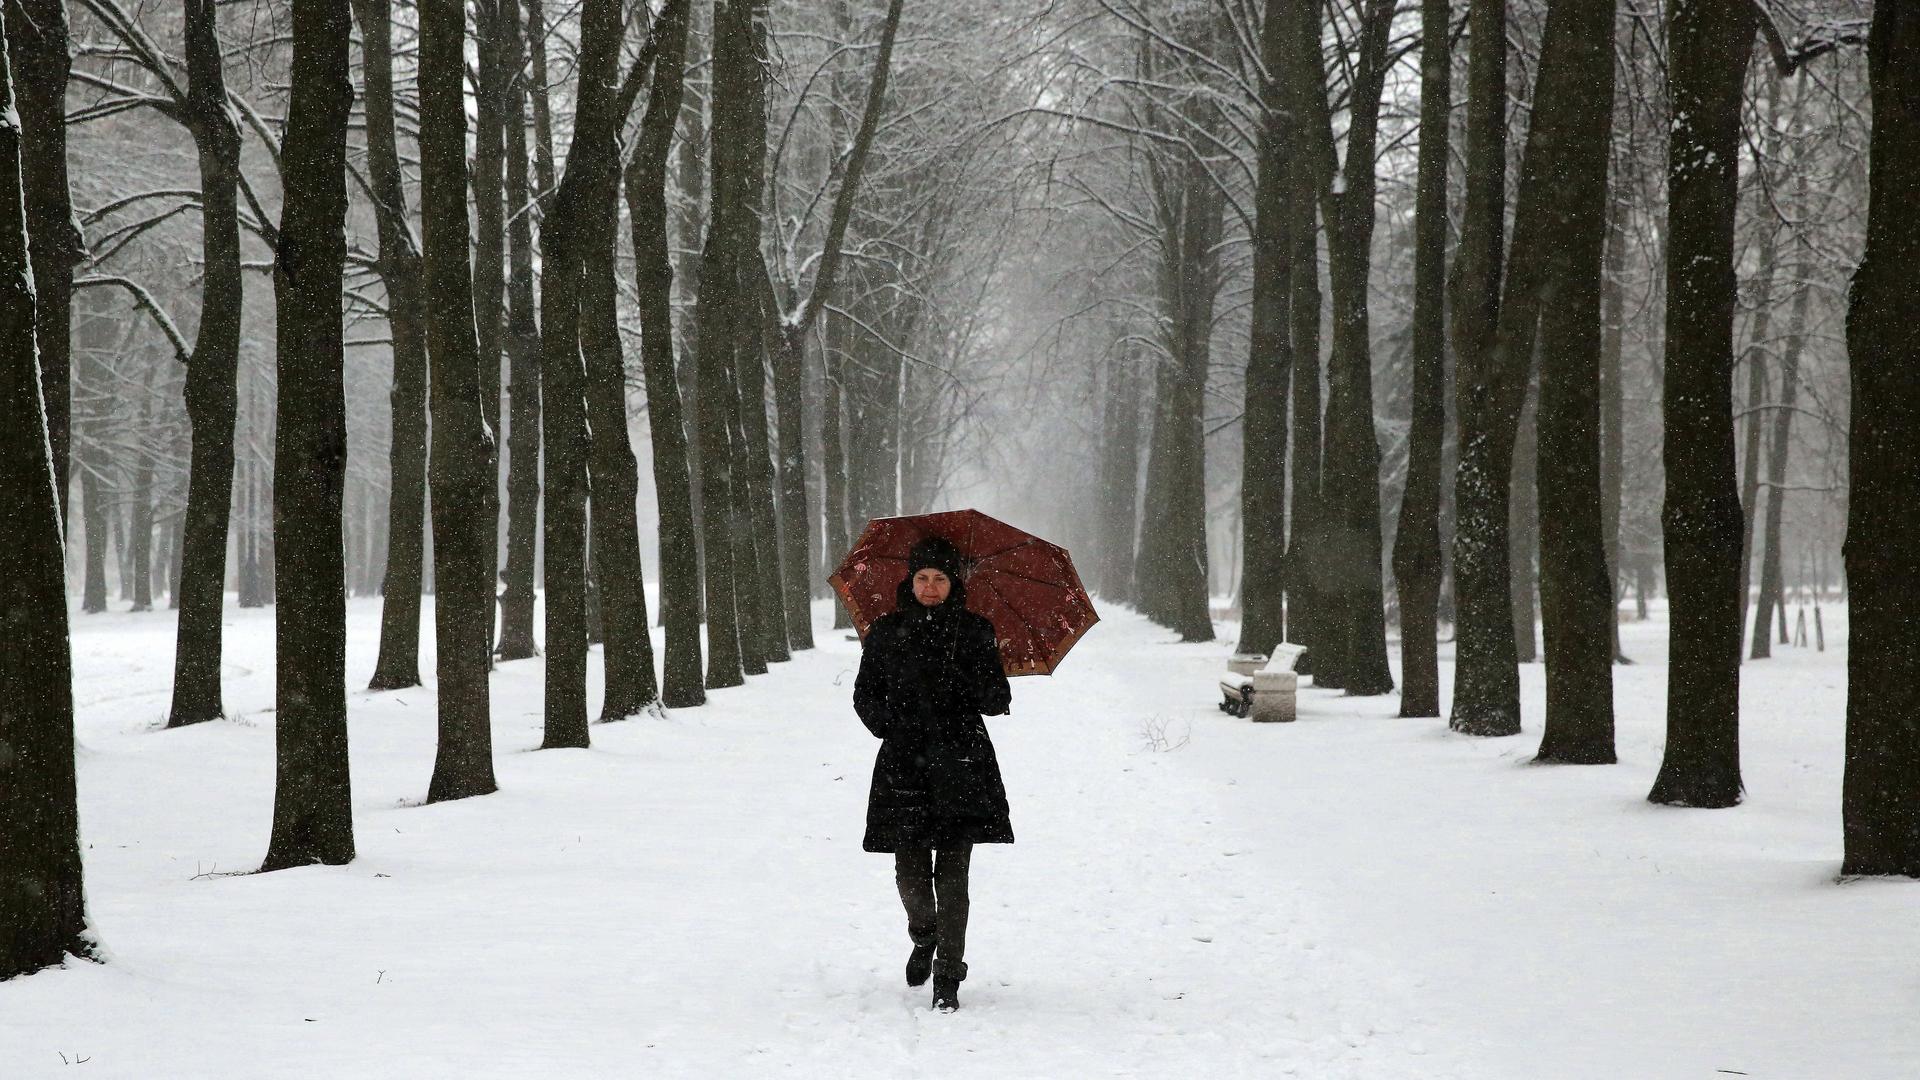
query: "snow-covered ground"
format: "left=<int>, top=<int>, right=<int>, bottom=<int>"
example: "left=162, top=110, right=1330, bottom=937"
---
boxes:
left=1, top=596, right=1912, bottom=1078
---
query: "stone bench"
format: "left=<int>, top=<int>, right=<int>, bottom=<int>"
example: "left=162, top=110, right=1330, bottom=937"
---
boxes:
left=1218, top=642, right=1308, bottom=723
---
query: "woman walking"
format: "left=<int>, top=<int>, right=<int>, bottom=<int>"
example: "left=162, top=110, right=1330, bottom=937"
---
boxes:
left=853, top=535, right=1013, bottom=1011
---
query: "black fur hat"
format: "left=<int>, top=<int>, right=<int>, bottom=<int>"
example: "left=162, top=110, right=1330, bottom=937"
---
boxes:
left=905, top=535, right=966, bottom=583
left=897, top=535, right=969, bottom=610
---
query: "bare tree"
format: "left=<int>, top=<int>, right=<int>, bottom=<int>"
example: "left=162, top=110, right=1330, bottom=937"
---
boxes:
left=1842, top=0, right=1920, bottom=878
left=1235, top=0, right=1295, bottom=662
left=1291, top=0, right=1397, bottom=694
left=1447, top=0, right=1520, bottom=736
left=262, top=0, right=356, bottom=872
left=1649, top=0, right=1755, bottom=807
left=1392, top=0, right=1450, bottom=717
left=625, top=0, right=704, bottom=706
left=0, top=0, right=92, bottom=978
left=761, top=0, right=906, bottom=653
left=355, top=0, right=431, bottom=692
left=12, top=0, right=77, bottom=520
left=420, top=0, right=499, bottom=801
left=536, top=0, right=619, bottom=745
left=1528, top=0, right=1616, bottom=765
left=495, top=0, right=543, bottom=663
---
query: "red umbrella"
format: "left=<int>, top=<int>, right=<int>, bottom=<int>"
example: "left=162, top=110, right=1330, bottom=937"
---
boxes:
left=828, top=509, right=1099, bottom=676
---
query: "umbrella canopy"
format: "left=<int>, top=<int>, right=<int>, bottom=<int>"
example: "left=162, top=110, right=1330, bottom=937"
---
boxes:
left=829, top=509, right=1098, bottom=677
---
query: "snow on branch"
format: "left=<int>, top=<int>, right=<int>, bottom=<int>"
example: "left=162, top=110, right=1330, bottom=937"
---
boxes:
left=72, top=275, right=191, bottom=364
left=1752, top=1, right=1870, bottom=75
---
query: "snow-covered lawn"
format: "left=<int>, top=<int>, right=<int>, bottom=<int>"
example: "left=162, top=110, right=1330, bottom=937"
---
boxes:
left=1, top=597, right=1911, bottom=1078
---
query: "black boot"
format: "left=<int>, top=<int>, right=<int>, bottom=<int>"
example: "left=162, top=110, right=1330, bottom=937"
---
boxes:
left=931, top=960, right=966, bottom=1012
left=906, top=941, right=936, bottom=987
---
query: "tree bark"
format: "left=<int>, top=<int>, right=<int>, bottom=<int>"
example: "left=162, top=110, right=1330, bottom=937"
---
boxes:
left=823, top=309, right=854, bottom=629
left=1751, top=250, right=1808, bottom=660
left=79, top=447, right=107, bottom=612
left=262, top=0, right=356, bottom=871
left=129, top=364, right=157, bottom=611
left=1841, top=0, right=1920, bottom=876
left=730, top=0, right=787, bottom=667
left=0, top=2, right=91, bottom=976
left=10, top=0, right=75, bottom=523
left=1600, top=183, right=1629, bottom=664
left=1649, top=0, right=1753, bottom=808
left=535, top=0, right=624, bottom=746
left=495, top=0, right=542, bottom=662
left=1286, top=165, right=1324, bottom=670
left=356, top=0, right=431, bottom=692
left=1447, top=0, right=1520, bottom=735
left=690, top=0, right=757, bottom=688
left=1098, top=352, right=1142, bottom=607
left=1528, top=0, right=1617, bottom=765
left=1235, top=0, right=1295, bottom=660
left=623, top=0, right=703, bottom=707
left=1509, top=387, right=1539, bottom=664
left=583, top=146, right=661, bottom=718
left=419, top=0, right=499, bottom=802
left=1736, top=223, right=1780, bottom=644
left=1134, top=24, right=1221, bottom=644
left=1307, top=0, right=1397, bottom=695
left=1392, top=0, right=1450, bottom=717
left=473, top=0, right=508, bottom=485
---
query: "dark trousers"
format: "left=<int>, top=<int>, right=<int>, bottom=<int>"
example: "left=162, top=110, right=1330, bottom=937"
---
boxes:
left=894, top=845, right=972, bottom=968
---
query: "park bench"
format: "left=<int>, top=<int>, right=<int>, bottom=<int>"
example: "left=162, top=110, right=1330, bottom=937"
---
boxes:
left=1217, top=642, right=1308, bottom=723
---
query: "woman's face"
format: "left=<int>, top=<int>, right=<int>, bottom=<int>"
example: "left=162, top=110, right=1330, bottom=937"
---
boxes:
left=912, top=568, right=952, bottom=607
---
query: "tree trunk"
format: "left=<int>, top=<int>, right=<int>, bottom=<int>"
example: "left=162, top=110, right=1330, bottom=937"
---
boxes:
left=419, top=0, right=499, bottom=802
left=1752, top=254, right=1809, bottom=660
left=1306, top=0, right=1397, bottom=695
left=583, top=155, right=660, bottom=718
left=1736, top=328, right=1766, bottom=641
left=79, top=453, right=107, bottom=612
left=1286, top=170, right=1324, bottom=669
left=1392, top=0, right=1450, bottom=717
left=356, top=0, right=430, bottom=692
left=823, top=309, right=854, bottom=629
left=623, top=0, right=703, bottom=707
left=473, top=0, right=508, bottom=509
left=731, top=0, right=787, bottom=666
left=0, top=4, right=91, bottom=977
left=116, top=506, right=134, bottom=603
left=735, top=308, right=788, bottom=665
left=11, top=0, right=75, bottom=523
left=1736, top=227, right=1780, bottom=645
left=1135, top=95, right=1220, bottom=640
left=535, top=0, right=623, bottom=746
left=495, top=0, right=542, bottom=662
left=1649, top=0, right=1753, bottom=808
left=1528, top=0, right=1617, bottom=765
left=167, top=512, right=184, bottom=608
left=1235, top=0, right=1295, bottom=660
left=690, top=0, right=758, bottom=689
left=1510, top=386, right=1539, bottom=664
left=129, top=365, right=157, bottom=611
left=1447, top=0, right=1521, bottom=736
left=262, top=0, right=356, bottom=871
left=1098, top=353, right=1142, bottom=607
left=1600, top=183, right=1629, bottom=664
left=1843, top=0, right=1920, bottom=876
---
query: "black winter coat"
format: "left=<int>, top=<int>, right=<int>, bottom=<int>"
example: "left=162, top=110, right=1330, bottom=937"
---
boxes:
left=853, top=580, right=1014, bottom=852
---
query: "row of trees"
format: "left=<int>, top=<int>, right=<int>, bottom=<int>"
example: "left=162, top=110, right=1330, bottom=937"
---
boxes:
left=9, top=0, right=1920, bottom=987
left=988, top=0, right=1911, bottom=869
left=4, top=0, right=960, bottom=979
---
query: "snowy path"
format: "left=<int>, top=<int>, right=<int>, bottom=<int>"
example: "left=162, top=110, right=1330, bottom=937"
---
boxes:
left=3, top=600, right=1464, bottom=1078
